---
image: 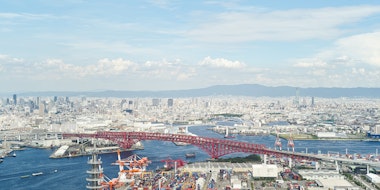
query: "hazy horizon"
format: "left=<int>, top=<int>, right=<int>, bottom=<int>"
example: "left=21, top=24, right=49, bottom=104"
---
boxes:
left=1, top=84, right=380, bottom=99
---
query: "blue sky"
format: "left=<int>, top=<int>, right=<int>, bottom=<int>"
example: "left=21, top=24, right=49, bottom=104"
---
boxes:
left=1, top=0, right=380, bottom=92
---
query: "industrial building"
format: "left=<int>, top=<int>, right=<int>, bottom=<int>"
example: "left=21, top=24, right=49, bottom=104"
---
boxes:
left=251, top=164, right=279, bottom=178
left=298, top=170, right=355, bottom=190
left=367, top=125, right=380, bottom=138
left=316, top=132, right=347, bottom=138
left=183, top=162, right=254, bottom=173
left=365, top=173, right=380, bottom=184
left=298, top=170, right=343, bottom=180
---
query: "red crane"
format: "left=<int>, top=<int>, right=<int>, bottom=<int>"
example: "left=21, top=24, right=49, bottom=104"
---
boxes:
left=287, top=130, right=295, bottom=152
left=160, top=158, right=186, bottom=170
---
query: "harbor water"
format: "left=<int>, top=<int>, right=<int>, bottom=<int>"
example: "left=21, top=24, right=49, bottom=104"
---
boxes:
left=1, top=125, right=380, bottom=189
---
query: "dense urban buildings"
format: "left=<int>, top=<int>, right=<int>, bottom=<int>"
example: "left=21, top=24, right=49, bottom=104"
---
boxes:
left=0, top=95, right=379, bottom=138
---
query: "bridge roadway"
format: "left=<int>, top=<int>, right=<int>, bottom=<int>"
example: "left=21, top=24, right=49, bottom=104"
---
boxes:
left=63, top=131, right=380, bottom=167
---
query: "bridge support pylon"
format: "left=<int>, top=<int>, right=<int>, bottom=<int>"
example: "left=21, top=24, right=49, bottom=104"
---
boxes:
left=315, top=161, right=319, bottom=171
left=275, top=129, right=282, bottom=151
left=367, top=164, right=370, bottom=174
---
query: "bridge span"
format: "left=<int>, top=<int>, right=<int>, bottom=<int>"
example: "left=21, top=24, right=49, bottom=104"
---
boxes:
left=63, top=131, right=317, bottom=160
left=63, top=131, right=380, bottom=167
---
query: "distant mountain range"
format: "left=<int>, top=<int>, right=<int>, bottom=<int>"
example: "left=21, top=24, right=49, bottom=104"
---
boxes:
left=3, top=84, right=380, bottom=98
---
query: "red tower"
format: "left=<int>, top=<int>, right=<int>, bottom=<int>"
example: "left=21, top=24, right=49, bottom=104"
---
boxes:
left=287, top=130, right=295, bottom=152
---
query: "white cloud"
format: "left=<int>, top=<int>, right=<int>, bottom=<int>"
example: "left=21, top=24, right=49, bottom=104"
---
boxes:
left=61, top=41, right=159, bottom=56
left=334, top=32, right=380, bottom=67
left=177, top=72, right=196, bottom=81
left=95, top=58, right=135, bottom=75
left=352, top=68, right=366, bottom=75
left=0, top=57, right=137, bottom=79
left=308, top=69, right=326, bottom=77
left=199, top=56, right=245, bottom=69
left=186, top=6, right=380, bottom=42
left=281, top=31, right=380, bottom=87
left=22, top=56, right=258, bottom=86
left=0, top=54, right=24, bottom=63
left=293, top=59, right=328, bottom=68
left=45, top=58, right=136, bottom=77
left=294, top=31, right=380, bottom=70
left=140, top=59, right=197, bottom=81
left=144, top=59, right=180, bottom=68
left=0, top=54, right=7, bottom=60
left=0, top=55, right=198, bottom=83
left=0, top=12, right=59, bottom=20
left=2, top=50, right=380, bottom=91
left=147, top=0, right=178, bottom=10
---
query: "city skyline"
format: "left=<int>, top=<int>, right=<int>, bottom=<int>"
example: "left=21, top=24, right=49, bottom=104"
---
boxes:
left=1, top=0, right=380, bottom=92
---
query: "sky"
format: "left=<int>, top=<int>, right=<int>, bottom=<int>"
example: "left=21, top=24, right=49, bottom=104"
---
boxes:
left=1, top=0, right=380, bottom=92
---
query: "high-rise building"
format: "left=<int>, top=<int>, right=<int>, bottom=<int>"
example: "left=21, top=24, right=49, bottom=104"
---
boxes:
left=311, top=97, right=315, bottom=107
left=293, top=88, right=300, bottom=107
left=36, top=97, right=40, bottom=108
left=128, top=100, right=133, bottom=109
left=120, top=99, right=127, bottom=109
left=13, top=94, right=17, bottom=105
left=133, top=99, right=139, bottom=109
left=167, top=98, right=173, bottom=107
left=28, top=100, right=35, bottom=110
left=152, top=98, right=160, bottom=106
left=39, top=101, right=45, bottom=116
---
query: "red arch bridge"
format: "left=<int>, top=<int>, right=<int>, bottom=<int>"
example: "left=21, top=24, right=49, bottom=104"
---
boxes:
left=63, top=131, right=319, bottom=161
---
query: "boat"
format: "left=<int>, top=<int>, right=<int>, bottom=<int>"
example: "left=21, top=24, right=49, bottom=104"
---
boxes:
left=173, top=141, right=190, bottom=146
left=0, top=158, right=3, bottom=163
left=171, top=126, right=198, bottom=146
left=32, top=172, right=43, bottom=176
left=12, top=152, right=16, bottom=157
left=361, top=139, right=380, bottom=142
left=224, top=127, right=235, bottom=138
left=12, top=146, right=21, bottom=150
left=185, top=152, right=196, bottom=158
